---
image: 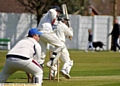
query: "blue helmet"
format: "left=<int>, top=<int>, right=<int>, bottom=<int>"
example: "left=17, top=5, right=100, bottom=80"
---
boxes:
left=51, top=6, right=62, bottom=13
left=28, top=28, right=42, bottom=36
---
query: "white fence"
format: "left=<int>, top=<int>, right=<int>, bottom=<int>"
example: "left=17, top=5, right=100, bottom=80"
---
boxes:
left=0, top=13, right=37, bottom=49
left=68, top=15, right=114, bottom=50
left=0, top=12, right=119, bottom=50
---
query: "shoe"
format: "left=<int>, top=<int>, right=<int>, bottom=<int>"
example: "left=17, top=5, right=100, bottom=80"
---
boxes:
left=85, top=50, right=88, bottom=52
left=60, top=70, right=71, bottom=79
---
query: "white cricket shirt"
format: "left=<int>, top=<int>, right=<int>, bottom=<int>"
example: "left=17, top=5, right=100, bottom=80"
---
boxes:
left=7, top=37, right=41, bottom=63
left=55, top=21, right=73, bottom=42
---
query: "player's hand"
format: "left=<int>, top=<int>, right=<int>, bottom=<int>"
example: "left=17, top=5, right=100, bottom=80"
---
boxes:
left=57, top=16, right=62, bottom=21
left=69, top=36, right=72, bottom=40
left=40, top=63, right=44, bottom=68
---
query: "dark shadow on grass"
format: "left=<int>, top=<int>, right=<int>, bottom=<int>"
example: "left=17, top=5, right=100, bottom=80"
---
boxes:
left=97, top=82, right=120, bottom=86
left=43, top=78, right=62, bottom=81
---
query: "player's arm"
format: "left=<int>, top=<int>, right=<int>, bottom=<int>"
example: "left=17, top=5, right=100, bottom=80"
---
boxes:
left=49, top=9, right=58, bottom=25
left=63, top=23, right=73, bottom=38
left=34, top=43, right=42, bottom=65
left=67, top=27, right=73, bottom=37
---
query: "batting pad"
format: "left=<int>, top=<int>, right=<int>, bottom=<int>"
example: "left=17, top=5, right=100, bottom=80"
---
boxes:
left=0, top=83, right=40, bottom=86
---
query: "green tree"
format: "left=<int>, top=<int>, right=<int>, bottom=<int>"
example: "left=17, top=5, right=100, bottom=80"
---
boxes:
left=65, top=0, right=89, bottom=15
left=18, top=0, right=89, bottom=25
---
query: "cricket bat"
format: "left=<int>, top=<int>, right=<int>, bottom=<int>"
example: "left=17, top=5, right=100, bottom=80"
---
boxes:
left=62, top=4, right=72, bottom=40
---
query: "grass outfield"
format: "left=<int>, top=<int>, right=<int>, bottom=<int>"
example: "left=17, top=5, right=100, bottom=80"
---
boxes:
left=0, top=50, right=120, bottom=86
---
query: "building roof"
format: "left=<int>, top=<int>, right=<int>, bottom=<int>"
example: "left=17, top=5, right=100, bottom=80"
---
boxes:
left=0, top=0, right=26, bottom=13
left=0, top=0, right=100, bottom=15
left=90, top=5, right=100, bottom=15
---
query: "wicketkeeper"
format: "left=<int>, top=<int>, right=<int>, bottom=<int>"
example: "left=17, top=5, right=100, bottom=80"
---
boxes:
left=0, top=28, right=43, bottom=86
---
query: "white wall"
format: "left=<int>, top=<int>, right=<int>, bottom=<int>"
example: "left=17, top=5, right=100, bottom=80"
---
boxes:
left=0, top=13, right=37, bottom=49
left=66, top=15, right=113, bottom=50
left=0, top=13, right=116, bottom=50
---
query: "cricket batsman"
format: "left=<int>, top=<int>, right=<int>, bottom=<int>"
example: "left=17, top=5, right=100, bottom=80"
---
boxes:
left=50, top=15, right=73, bottom=79
left=37, top=6, right=65, bottom=70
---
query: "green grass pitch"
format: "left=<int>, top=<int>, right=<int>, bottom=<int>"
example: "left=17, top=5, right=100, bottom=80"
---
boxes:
left=0, top=50, right=120, bottom=86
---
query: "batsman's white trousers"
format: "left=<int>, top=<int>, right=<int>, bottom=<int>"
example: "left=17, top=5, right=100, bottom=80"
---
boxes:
left=50, top=42, right=73, bottom=76
left=49, top=42, right=71, bottom=63
left=60, top=45, right=71, bottom=63
left=0, top=57, right=43, bottom=85
left=39, top=32, right=65, bottom=63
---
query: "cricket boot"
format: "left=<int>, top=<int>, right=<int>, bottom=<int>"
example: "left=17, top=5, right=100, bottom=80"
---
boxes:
left=60, top=60, right=73, bottom=79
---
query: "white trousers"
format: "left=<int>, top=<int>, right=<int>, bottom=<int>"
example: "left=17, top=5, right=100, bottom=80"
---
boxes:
left=39, top=33, right=65, bottom=63
left=0, top=57, right=43, bottom=85
left=49, top=42, right=71, bottom=63
left=87, top=41, right=94, bottom=50
left=49, top=42, right=73, bottom=76
left=60, top=45, right=71, bottom=63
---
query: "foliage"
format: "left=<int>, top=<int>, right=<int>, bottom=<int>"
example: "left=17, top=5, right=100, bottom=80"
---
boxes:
left=17, top=0, right=89, bottom=25
left=17, top=0, right=68, bottom=25
left=64, top=0, right=89, bottom=15
left=17, top=0, right=120, bottom=25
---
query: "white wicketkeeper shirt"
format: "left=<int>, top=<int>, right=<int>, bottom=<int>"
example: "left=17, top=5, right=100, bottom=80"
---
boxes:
left=7, top=37, right=41, bottom=64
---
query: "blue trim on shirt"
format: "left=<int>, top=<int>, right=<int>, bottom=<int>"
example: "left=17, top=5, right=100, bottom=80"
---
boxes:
left=33, top=45, right=36, bottom=56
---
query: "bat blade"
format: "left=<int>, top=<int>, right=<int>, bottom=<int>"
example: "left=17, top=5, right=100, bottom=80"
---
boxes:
left=62, top=4, right=70, bottom=27
left=61, top=4, right=72, bottom=40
